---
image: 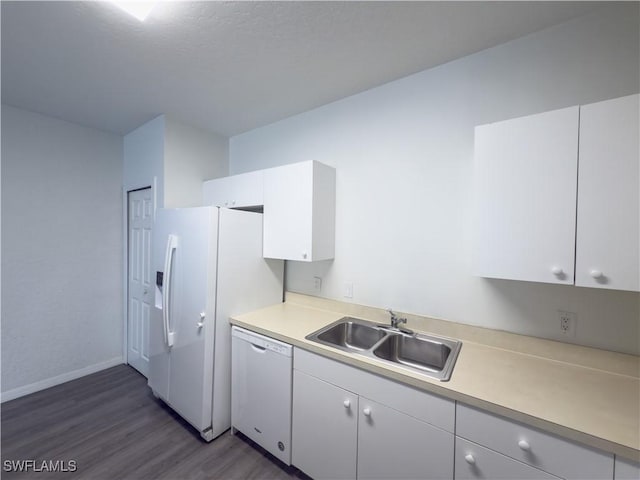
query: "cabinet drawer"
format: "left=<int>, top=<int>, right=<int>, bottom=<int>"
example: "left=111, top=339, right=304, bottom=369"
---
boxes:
left=294, top=348, right=454, bottom=432
left=456, top=404, right=614, bottom=480
left=455, top=437, right=559, bottom=480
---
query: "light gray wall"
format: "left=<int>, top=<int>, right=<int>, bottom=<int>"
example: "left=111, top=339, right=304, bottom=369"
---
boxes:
left=123, top=115, right=165, bottom=200
left=1, top=105, right=124, bottom=399
left=123, top=115, right=229, bottom=207
left=164, top=115, right=228, bottom=208
left=229, top=5, right=640, bottom=354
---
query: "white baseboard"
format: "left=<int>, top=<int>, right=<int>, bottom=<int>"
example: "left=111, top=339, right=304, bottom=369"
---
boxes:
left=1, top=356, right=125, bottom=403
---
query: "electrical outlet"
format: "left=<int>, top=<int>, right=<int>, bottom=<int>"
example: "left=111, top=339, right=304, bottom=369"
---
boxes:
left=313, top=276, right=322, bottom=291
left=343, top=282, right=353, bottom=299
left=559, top=311, right=577, bottom=337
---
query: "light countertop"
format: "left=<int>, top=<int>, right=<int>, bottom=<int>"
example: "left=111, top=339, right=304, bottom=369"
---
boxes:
left=231, top=293, right=640, bottom=462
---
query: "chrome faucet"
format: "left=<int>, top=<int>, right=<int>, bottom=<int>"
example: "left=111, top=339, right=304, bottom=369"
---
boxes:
left=387, top=309, right=408, bottom=329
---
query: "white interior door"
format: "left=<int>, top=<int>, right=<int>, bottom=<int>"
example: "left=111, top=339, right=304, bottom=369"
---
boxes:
left=127, top=187, right=153, bottom=377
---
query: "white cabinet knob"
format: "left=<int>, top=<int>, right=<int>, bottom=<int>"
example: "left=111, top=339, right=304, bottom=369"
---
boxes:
left=343, top=399, right=351, bottom=409
left=231, top=200, right=236, bottom=206
left=302, top=252, right=308, bottom=259
left=363, top=407, right=371, bottom=417
left=518, top=439, right=531, bottom=451
left=551, top=266, right=563, bottom=276
left=590, top=269, right=603, bottom=279
left=464, top=454, right=475, bottom=465
left=224, top=202, right=229, bottom=206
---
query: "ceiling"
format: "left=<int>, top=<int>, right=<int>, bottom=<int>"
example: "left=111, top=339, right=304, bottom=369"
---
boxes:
left=1, top=1, right=607, bottom=137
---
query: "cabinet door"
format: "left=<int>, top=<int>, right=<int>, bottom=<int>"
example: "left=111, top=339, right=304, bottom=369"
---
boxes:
left=358, top=397, right=454, bottom=480
left=263, top=161, right=335, bottom=261
left=202, top=170, right=264, bottom=208
left=474, top=106, right=579, bottom=284
left=455, top=437, right=560, bottom=480
left=615, top=457, right=640, bottom=480
left=292, top=370, right=357, bottom=479
left=576, top=94, right=639, bottom=291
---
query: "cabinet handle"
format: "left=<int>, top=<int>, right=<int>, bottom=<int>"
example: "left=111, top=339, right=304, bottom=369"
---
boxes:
left=590, top=269, right=604, bottom=279
left=464, top=454, right=475, bottom=465
left=518, top=439, right=531, bottom=451
left=363, top=407, right=371, bottom=417
left=302, top=252, right=308, bottom=260
left=551, top=266, right=563, bottom=276
left=197, top=312, right=205, bottom=328
left=343, top=399, right=351, bottom=409
left=231, top=200, right=236, bottom=206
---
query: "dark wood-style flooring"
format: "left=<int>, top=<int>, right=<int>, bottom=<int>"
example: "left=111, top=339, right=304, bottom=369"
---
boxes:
left=1, top=365, right=306, bottom=479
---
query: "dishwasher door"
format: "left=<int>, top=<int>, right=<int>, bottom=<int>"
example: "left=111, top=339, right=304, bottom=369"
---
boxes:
left=231, top=326, right=293, bottom=465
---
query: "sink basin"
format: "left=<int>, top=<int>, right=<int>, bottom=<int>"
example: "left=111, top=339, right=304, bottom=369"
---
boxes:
left=305, top=317, right=462, bottom=381
left=373, top=334, right=455, bottom=373
left=309, top=318, right=386, bottom=351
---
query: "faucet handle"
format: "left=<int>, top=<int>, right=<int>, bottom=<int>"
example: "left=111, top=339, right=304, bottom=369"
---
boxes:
left=387, top=308, right=407, bottom=327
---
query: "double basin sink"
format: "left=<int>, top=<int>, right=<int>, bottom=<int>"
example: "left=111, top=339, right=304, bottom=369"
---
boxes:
left=306, top=317, right=461, bottom=381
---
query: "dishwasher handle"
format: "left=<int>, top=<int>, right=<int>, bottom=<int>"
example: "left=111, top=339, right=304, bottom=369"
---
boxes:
left=250, top=343, right=267, bottom=353
left=232, top=326, right=292, bottom=357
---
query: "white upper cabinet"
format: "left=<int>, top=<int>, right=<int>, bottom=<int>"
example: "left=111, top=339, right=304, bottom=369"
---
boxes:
left=575, top=94, right=639, bottom=291
left=263, top=160, right=336, bottom=262
left=202, top=170, right=264, bottom=209
left=474, top=106, right=580, bottom=285
left=202, top=160, right=336, bottom=262
left=474, top=94, right=639, bottom=292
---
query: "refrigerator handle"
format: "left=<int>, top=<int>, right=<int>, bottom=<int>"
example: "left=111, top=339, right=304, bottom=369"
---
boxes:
left=163, top=234, right=179, bottom=348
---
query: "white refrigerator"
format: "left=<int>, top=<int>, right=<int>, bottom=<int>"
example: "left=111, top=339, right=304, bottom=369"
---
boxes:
left=148, top=206, right=284, bottom=441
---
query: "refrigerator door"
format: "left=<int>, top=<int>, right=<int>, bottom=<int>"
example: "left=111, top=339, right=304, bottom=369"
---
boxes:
left=149, top=207, right=218, bottom=432
left=211, top=208, right=285, bottom=437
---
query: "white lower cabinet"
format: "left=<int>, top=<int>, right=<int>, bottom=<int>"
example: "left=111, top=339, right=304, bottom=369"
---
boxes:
left=290, top=348, right=621, bottom=480
left=292, top=348, right=455, bottom=480
left=456, top=404, right=614, bottom=480
left=615, top=457, right=640, bottom=480
left=292, top=370, right=358, bottom=480
left=455, top=437, right=559, bottom=480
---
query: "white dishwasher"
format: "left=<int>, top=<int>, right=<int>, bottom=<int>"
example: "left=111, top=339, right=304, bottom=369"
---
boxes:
left=231, top=326, right=293, bottom=465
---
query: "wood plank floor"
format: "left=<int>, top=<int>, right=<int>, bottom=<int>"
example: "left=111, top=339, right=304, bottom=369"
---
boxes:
left=1, top=365, right=307, bottom=479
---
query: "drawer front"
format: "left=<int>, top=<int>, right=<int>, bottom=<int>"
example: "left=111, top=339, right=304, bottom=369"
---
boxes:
left=294, top=348, right=454, bottom=432
left=456, top=437, right=559, bottom=480
left=456, top=404, right=614, bottom=480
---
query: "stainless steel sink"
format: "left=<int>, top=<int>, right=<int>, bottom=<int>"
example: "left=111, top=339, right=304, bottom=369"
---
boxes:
left=373, top=333, right=459, bottom=378
left=313, top=318, right=386, bottom=351
left=305, top=317, right=462, bottom=381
